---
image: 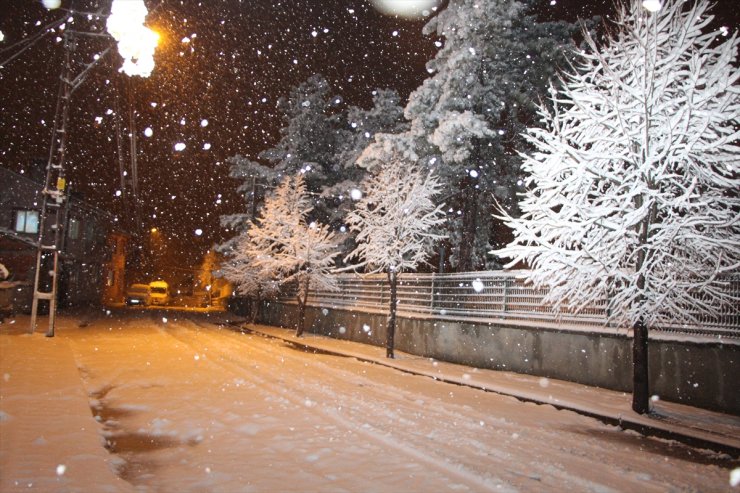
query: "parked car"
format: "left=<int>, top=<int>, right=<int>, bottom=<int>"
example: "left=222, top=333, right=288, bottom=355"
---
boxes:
left=149, top=280, right=170, bottom=306
left=125, top=283, right=151, bottom=306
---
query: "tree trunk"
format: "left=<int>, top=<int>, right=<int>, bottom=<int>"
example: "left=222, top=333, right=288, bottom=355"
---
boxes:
left=457, top=176, right=479, bottom=273
left=386, top=270, right=398, bottom=358
left=631, top=193, right=655, bottom=415
left=250, top=289, right=262, bottom=324
left=295, top=278, right=309, bottom=337
left=632, top=317, right=650, bottom=414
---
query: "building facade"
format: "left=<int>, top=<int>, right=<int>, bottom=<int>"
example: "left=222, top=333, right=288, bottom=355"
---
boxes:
left=0, top=166, right=129, bottom=310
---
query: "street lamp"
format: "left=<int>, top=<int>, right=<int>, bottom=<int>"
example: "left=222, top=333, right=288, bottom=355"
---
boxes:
left=642, top=0, right=661, bottom=12
left=29, top=0, right=159, bottom=336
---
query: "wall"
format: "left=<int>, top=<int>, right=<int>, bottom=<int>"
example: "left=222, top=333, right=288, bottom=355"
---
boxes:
left=260, top=301, right=740, bottom=415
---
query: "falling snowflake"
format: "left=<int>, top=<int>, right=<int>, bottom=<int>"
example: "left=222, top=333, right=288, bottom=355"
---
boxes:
left=472, top=279, right=484, bottom=292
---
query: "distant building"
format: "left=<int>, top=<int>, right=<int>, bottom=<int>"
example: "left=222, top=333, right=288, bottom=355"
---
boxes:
left=102, top=231, right=129, bottom=307
left=0, top=166, right=129, bottom=310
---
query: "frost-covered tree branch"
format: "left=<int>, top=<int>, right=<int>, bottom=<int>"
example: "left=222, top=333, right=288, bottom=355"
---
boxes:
left=493, top=0, right=740, bottom=413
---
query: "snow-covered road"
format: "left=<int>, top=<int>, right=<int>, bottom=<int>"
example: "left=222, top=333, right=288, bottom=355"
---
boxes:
left=47, top=312, right=736, bottom=491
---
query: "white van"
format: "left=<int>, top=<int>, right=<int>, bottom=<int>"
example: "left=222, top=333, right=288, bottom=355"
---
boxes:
left=149, top=281, right=170, bottom=306
left=125, top=283, right=151, bottom=306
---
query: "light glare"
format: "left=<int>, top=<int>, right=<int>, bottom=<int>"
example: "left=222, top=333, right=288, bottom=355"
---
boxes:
left=642, top=0, right=662, bottom=12
left=107, top=0, right=159, bottom=77
left=371, top=0, right=440, bottom=18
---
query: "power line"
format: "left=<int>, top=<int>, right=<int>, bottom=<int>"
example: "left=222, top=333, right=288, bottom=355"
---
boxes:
left=0, top=15, right=67, bottom=67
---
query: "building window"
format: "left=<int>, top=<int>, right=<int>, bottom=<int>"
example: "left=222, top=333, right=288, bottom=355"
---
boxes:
left=14, top=210, right=39, bottom=234
left=68, top=218, right=80, bottom=240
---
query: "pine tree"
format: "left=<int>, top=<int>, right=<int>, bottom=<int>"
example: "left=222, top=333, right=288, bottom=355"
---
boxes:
left=495, top=0, right=740, bottom=414
left=259, top=75, right=340, bottom=191
left=393, top=0, right=579, bottom=271
left=223, top=77, right=408, bottom=240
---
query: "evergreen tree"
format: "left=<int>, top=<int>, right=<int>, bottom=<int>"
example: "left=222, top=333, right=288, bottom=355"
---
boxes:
left=376, top=0, right=579, bottom=271
left=220, top=77, right=408, bottom=267
left=259, top=75, right=341, bottom=191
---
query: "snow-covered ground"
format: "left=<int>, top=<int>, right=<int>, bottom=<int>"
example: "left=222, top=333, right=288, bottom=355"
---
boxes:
left=1, top=311, right=737, bottom=492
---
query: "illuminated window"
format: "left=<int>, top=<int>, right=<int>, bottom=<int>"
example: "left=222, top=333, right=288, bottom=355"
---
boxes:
left=14, top=210, right=39, bottom=234
left=68, top=218, right=80, bottom=239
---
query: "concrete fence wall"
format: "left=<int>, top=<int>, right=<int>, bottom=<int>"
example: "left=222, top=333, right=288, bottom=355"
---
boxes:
left=260, top=301, right=740, bottom=415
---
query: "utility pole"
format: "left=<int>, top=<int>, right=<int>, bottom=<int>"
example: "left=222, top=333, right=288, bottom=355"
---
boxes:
left=29, top=31, right=75, bottom=337
left=28, top=3, right=158, bottom=335
left=29, top=24, right=113, bottom=336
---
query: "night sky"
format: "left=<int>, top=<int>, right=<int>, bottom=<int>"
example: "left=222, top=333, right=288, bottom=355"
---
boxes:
left=1, top=0, right=737, bottom=267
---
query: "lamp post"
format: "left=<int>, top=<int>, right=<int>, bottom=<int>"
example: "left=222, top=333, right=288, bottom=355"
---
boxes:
left=642, top=0, right=662, bottom=12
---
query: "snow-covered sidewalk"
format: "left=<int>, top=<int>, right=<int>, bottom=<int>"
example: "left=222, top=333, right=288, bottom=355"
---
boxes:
left=241, top=322, right=740, bottom=456
left=0, top=319, right=135, bottom=492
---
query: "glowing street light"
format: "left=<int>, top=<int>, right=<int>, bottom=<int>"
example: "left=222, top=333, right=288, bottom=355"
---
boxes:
left=371, top=0, right=441, bottom=18
left=106, top=0, right=159, bottom=77
left=642, top=0, right=662, bottom=12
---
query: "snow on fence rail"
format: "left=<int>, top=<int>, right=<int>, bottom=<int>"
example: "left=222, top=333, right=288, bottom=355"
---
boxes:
left=281, top=271, right=740, bottom=339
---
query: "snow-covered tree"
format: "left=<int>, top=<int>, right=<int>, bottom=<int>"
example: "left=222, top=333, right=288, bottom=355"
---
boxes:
left=334, top=89, right=409, bottom=172
left=494, top=0, right=740, bottom=414
left=388, top=0, right=579, bottom=271
left=219, top=232, right=279, bottom=323
left=197, top=249, right=218, bottom=291
left=248, top=174, right=341, bottom=336
left=225, top=77, right=408, bottom=242
left=321, top=89, right=410, bottom=232
left=219, top=154, right=275, bottom=240
left=346, top=151, right=447, bottom=358
left=259, top=75, right=341, bottom=191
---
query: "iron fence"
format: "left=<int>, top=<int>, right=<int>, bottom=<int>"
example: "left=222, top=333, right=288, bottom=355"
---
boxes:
left=282, top=271, right=740, bottom=339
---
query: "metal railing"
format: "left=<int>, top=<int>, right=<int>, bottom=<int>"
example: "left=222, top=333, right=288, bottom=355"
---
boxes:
left=280, top=271, right=740, bottom=339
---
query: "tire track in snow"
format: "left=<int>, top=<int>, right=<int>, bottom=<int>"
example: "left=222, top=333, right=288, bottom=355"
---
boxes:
left=67, top=313, right=727, bottom=492
left=169, top=316, right=720, bottom=492
left=158, top=318, right=518, bottom=492
left=160, top=318, right=636, bottom=492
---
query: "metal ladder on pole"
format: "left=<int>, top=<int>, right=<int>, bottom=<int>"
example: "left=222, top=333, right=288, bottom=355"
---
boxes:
left=29, top=32, right=74, bottom=337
